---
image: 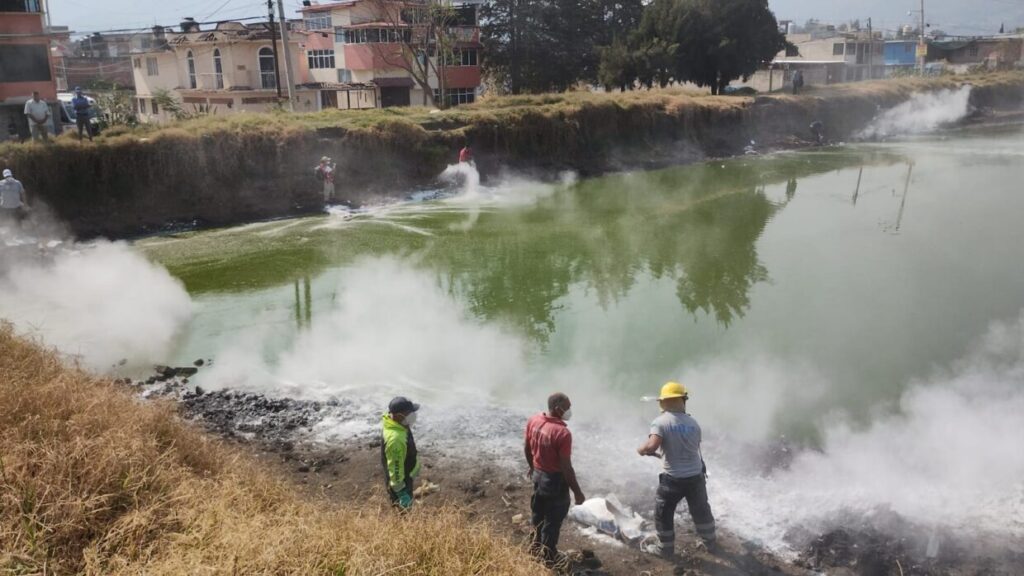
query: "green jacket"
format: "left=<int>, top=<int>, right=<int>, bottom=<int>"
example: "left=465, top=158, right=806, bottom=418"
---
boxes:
left=381, top=413, right=421, bottom=491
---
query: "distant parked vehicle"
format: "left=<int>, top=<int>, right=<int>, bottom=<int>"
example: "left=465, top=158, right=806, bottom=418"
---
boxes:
left=57, top=92, right=106, bottom=136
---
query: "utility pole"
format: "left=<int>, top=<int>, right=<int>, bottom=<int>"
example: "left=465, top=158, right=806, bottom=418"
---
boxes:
left=918, top=0, right=926, bottom=75
left=267, top=0, right=283, bottom=99
left=276, top=0, right=296, bottom=111
left=867, top=17, right=873, bottom=80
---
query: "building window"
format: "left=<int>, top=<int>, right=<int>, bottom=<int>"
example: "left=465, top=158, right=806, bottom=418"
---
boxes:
left=186, top=50, right=196, bottom=89
left=258, top=46, right=276, bottom=89
left=304, top=12, right=332, bottom=30
left=151, top=98, right=159, bottom=114
left=833, top=43, right=844, bottom=56
left=433, top=87, right=475, bottom=107
left=307, top=49, right=335, bottom=69
left=337, top=68, right=352, bottom=83
left=845, top=43, right=855, bottom=56
left=0, top=45, right=51, bottom=82
left=445, top=49, right=478, bottom=67
left=133, top=57, right=141, bottom=69
left=336, top=28, right=411, bottom=44
left=1, top=0, right=41, bottom=12
left=213, top=48, right=224, bottom=89
left=968, top=44, right=979, bottom=58
left=146, top=57, right=159, bottom=76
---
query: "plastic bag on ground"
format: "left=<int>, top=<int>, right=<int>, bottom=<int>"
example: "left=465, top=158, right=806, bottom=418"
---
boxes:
left=568, top=493, right=651, bottom=544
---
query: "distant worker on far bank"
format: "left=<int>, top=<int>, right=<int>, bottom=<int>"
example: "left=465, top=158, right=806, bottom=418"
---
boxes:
left=792, top=70, right=805, bottom=95
left=315, top=156, right=336, bottom=204
left=381, top=396, right=421, bottom=510
left=525, top=392, right=585, bottom=567
left=23, top=91, right=50, bottom=143
left=458, top=143, right=474, bottom=165
left=72, top=87, right=93, bottom=142
left=0, top=169, right=29, bottom=224
left=637, top=381, right=715, bottom=558
left=809, top=120, right=825, bottom=145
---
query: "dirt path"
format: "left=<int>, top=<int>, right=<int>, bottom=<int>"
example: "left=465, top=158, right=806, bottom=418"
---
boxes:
left=246, top=433, right=806, bottom=576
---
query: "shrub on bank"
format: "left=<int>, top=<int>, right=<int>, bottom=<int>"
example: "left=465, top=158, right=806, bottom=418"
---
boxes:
left=0, top=326, right=543, bottom=575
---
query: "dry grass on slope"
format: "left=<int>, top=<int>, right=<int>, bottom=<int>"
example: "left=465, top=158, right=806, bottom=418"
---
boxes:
left=0, top=326, right=544, bottom=576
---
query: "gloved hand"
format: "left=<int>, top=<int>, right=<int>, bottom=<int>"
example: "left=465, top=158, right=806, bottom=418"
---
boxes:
left=397, top=488, right=414, bottom=509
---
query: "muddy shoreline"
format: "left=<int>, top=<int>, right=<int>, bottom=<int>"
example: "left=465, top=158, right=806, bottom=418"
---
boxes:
left=133, top=372, right=1021, bottom=576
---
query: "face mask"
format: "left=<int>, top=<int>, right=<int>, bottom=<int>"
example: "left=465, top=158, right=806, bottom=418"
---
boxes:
left=403, top=412, right=418, bottom=427
left=561, top=408, right=573, bottom=422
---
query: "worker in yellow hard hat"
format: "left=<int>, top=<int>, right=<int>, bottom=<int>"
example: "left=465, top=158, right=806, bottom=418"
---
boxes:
left=636, top=381, right=715, bottom=558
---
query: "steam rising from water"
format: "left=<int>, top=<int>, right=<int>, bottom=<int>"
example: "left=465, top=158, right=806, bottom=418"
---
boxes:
left=190, top=255, right=1024, bottom=551
left=714, top=311, right=1024, bottom=550
left=858, top=85, right=973, bottom=140
left=0, top=239, right=192, bottom=371
left=198, top=259, right=529, bottom=402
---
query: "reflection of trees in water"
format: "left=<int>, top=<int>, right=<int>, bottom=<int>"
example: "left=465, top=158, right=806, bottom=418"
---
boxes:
left=427, top=153, right=877, bottom=342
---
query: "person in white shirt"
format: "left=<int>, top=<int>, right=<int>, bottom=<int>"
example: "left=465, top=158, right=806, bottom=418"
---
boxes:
left=23, top=92, right=51, bottom=143
left=0, top=169, right=29, bottom=224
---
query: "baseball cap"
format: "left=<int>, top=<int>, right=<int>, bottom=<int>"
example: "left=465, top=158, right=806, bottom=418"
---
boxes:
left=388, top=396, right=419, bottom=415
left=2, top=169, right=11, bottom=178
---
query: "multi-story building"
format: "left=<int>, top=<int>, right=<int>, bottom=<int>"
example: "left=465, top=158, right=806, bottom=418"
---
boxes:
left=298, top=0, right=482, bottom=109
left=132, top=19, right=320, bottom=123
left=1, top=0, right=60, bottom=140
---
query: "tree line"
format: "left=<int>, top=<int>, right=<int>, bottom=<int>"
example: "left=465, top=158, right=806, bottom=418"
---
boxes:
left=481, top=0, right=788, bottom=95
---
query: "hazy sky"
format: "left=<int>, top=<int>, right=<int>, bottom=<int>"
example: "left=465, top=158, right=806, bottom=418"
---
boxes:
left=48, top=0, right=1024, bottom=37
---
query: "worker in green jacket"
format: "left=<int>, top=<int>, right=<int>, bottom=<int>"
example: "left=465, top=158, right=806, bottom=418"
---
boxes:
left=381, top=396, right=421, bottom=510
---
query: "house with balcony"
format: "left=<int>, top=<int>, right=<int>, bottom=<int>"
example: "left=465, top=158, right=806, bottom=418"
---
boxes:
left=131, top=19, right=318, bottom=123
left=298, top=0, right=482, bottom=109
left=1, top=0, right=60, bottom=140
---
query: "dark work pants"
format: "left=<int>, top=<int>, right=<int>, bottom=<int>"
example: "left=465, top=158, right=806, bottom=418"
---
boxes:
left=655, top=472, right=716, bottom=551
left=530, top=470, right=570, bottom=563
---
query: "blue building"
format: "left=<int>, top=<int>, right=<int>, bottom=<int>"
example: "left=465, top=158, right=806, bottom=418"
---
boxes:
left=885, top=40, right=918, bottom=70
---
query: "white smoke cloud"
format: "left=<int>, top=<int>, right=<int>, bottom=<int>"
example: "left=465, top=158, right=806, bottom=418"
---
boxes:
left=198, top=258, right=530, bottom=405
left=858, top=85, right=973, bottom=140
left=714, top=310, right=1024, bottom=550
left=0, top=241, right=193, bottom=371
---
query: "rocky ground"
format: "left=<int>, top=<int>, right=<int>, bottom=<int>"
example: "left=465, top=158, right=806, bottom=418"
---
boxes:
left=127, top=368, right=1023, bottom=576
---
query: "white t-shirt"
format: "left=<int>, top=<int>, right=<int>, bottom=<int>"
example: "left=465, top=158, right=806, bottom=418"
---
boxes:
left=24, top=99, right=50, bottom=123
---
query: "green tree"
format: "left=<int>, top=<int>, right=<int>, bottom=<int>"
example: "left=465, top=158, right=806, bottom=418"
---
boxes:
left=629, top=0, right=787, bottom=94
left=482, top=0, right=641, bottom=94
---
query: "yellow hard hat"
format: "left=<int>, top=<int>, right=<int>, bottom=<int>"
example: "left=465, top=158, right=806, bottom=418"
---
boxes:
left=658, top=381, right=688, bottom=400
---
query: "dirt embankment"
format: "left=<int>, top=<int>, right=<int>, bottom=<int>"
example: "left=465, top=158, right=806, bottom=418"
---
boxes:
left=2, top=75, right=1023, bottom=239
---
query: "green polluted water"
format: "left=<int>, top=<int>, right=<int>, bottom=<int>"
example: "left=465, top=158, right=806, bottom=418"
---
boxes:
left=140, top=125, right=1024, bottom=550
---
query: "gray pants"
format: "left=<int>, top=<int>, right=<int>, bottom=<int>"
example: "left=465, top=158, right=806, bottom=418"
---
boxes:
left=323, top=181, right=335, bottom=203
left=655, top=472, right=715, bottom=553
left=29, top=123, right=48, bottom=142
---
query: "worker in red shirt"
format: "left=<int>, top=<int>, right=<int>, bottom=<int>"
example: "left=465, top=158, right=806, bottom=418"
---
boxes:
left=524, top=392, right=585, bottom=566
left=458, top=143, right=473, bottom=164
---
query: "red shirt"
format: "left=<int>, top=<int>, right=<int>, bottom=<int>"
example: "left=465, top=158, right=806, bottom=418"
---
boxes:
left=459, top=147, right=473, bottom=163
left=525, top=413, right=572, bottom=473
